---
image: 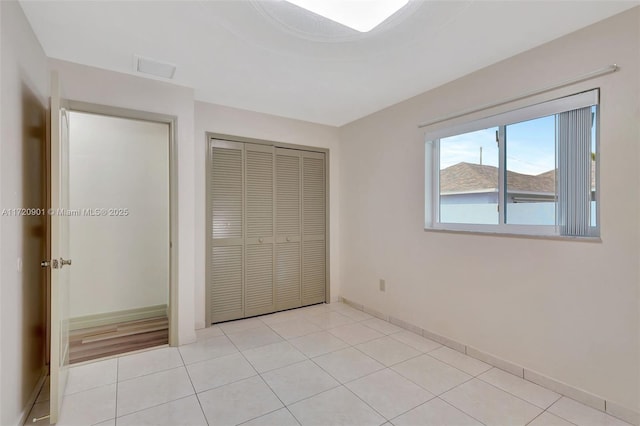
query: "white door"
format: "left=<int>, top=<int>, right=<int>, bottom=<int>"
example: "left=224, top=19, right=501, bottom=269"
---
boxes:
left=49, top=71, right=71, bottom=424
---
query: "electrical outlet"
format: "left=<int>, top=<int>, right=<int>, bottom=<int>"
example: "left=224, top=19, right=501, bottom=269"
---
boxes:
left=379, top=279, right=386, bottom=292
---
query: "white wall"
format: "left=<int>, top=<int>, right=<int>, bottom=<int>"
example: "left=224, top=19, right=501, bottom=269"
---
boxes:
left=49, top=59, right=196, bottom=345
left=194, top=101, right=341, bottom=329
left=339, top=7, right=639, bottom=413
left=68, top=112, right=169, bottom=318
left=0, top=1, right=49, bottom=424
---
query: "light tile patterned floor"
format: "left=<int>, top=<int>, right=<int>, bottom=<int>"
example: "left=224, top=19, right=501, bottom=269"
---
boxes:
left=28, top=302, right=633, bottom=426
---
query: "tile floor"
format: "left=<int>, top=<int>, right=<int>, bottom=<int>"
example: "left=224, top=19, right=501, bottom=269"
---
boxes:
left=27, top=302, right=632, bottom=426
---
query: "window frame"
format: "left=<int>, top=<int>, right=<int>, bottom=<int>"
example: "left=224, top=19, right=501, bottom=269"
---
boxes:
left=424, top=89, right=600, bottom=238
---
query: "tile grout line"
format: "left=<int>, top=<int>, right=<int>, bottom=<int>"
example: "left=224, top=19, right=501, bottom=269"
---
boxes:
left=303, top=345, right=392, bottom=422
left=257, top=357, right=310, bottom=375
left=115, top=363, right=186, bottom=385
left=288, top=331, right=352, bottom=358
left=177, top=347, right=210, bottom=426
left=336, top=342, right=442, bottom=388
left=341, top=379, right=394, bottom=423
left=392, top=359, right=478, bottom=402
left=383, top=396, right=441, bottom=425
left=440, top=376, right=545, bottom=425
left=222, top=323, right=304, bottom=426
left=437, top=396, right=489, bottom=426
left=382, top=395, right=489, bottom=426
left=253, top=311, right=351, bottom=423
left=62, top=381, right=118, bottom=398
left=524, top=410, right=547, bottom=426
left=258, top=310, right=348, bottom=425
left=62, top=358, right=120, bottom=398
left=237, top=407, right=300, bottom=426
left=113, top=394, right=197, bottom=423
left=421, top=351, right=487, bottom=379
left=474, top=370, right=563, bottom=412
left=254, top=374, right=304, bottom=426
left=116, top=361, right=187, bottom=384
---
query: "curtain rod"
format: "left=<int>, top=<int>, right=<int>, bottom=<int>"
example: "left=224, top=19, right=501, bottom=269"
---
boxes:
left=418, top=64, right=618, bottom=129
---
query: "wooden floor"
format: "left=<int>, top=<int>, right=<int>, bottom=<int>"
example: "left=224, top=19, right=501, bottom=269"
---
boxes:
left=69, top=316, right=168, bottom=364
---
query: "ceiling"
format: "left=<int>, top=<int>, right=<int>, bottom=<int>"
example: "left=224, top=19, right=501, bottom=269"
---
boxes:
left=19, top=0, right=637, bottom=126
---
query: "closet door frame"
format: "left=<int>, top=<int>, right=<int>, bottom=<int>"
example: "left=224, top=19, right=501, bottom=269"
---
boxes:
left=205, top=132, right=330, bottom=326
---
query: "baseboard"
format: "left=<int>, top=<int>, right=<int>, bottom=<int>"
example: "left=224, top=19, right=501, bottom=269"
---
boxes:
left=69, top=304, right=168, bottom=331
left=607, top=400, right=640, bottom=426
left=466, top=346, right=524, bottom=378
left=339, top=296, right=639, bottom=426
left=16, top=366, right=48, bottom=426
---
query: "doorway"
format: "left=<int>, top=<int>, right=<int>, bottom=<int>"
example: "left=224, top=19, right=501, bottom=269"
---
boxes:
left=64, top=108, right=174, bottom=363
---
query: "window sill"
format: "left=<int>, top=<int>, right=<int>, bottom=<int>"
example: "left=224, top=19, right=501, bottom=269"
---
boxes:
left=423, top=226, right=602, bottom=243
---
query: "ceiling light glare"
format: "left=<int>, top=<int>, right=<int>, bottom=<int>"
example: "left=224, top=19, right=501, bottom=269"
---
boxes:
left=284, top=0, right=410, bottom=32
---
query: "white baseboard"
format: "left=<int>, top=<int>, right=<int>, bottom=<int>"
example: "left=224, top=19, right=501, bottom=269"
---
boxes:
left=339, top=296, right=639, bottom=426
left=607, top=400, right=640, bottom=426
left=69, top=304, right=168, bottom=331
left=17, top=366, right=48, bottom=426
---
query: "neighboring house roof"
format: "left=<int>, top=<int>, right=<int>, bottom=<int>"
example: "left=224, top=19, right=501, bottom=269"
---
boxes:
left=440, top=162, right=555, bottom=194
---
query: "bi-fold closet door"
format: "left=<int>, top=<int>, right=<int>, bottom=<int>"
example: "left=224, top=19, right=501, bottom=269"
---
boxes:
left=208, top=139, right=326, bottom=324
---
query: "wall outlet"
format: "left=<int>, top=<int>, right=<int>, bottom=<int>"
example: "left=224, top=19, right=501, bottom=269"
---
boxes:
left=379, top=279, right=386, bottom=292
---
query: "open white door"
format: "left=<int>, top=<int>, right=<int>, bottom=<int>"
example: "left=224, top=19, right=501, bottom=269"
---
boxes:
left=49, top=71, right=71, bottom=424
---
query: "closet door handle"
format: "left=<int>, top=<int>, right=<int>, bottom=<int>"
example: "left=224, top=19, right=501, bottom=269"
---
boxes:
left=258, top=238, right=264, bottom=243
left=286, top=237, right=291, bottom=242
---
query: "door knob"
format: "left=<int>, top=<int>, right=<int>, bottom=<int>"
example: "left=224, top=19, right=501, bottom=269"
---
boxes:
left=286, top=237, right=291, bottom=242
left=258, top=238, right=263, bottom=243
left=41, top=259, right=59, bottom=269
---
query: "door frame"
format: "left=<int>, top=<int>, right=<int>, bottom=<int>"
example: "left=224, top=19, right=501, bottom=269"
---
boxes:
left=62, top=100, right=179, bottom=346
left=204, top=132, right=330, bottom=326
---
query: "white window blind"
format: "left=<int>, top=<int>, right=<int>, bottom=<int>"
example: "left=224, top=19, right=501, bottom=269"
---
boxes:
left=557, top=107, right=594, bottom=236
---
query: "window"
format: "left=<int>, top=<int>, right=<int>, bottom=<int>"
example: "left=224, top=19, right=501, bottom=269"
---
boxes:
left=425, top=90, right=599, bottom=237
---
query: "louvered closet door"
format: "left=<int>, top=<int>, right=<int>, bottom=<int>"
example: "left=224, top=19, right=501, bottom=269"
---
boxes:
left=209, top=140, right=244, bottom=323
left=244, top=144, right=276, bottom=317
left=275, top=149, right=302, bottom=310
left=302, top=151, right=326, bottom=306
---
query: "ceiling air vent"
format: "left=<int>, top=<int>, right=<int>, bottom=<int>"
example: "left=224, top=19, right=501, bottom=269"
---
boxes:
left=134, top=55, right=176, bottom=79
